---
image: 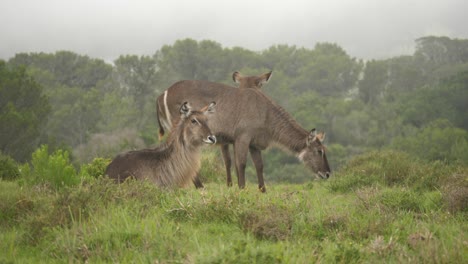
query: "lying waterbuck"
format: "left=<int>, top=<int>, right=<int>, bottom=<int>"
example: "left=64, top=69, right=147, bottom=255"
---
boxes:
left=156, top=82, right=330, bottom=192
left=106, top=102, right=217, bottom=188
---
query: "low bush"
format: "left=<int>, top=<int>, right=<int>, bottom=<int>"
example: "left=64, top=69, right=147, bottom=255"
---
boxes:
left=21, top=145, right=79, bottom=190
left=80, top=157, right=111, bottom=179
left=0, top=152, right=20, bottom=180
left=328, top=150, right=459, bottom=193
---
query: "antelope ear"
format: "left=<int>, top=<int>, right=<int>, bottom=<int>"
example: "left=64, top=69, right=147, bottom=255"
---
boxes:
left=262, top=71, right=273, bottom=83
left=232, top=71, right=242, bottom=84
left=202, top=101, right=216, bottom=114
left=317, top=132, right=326, bottom=142
left=179, top=102, right=191, bottom=118
left=306, top=128, right=317, bottom=146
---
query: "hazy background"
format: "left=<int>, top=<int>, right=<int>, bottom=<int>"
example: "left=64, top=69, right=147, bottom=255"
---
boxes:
left=1, top=0, right=468, bottom=61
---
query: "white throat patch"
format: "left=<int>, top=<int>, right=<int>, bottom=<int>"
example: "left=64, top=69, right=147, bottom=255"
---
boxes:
left=297, top=149, right=307, bottom=162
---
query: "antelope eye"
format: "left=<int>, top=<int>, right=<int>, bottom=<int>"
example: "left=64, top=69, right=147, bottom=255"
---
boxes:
left=191, top=119, right=198, bottom=124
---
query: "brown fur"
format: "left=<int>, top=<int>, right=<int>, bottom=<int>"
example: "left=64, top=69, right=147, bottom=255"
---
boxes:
left=158, top=72, right=273, bottom=189
left=106, top=103, right=216, bottom=188
left=156, top=81, right=331, bottom=191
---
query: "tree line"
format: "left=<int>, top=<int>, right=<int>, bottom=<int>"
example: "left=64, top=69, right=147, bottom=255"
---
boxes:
left=1, top=36, right=467, bottom=182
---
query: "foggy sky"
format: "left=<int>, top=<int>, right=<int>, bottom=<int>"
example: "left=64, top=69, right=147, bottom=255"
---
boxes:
left=1, top=0, right=467, bottom=61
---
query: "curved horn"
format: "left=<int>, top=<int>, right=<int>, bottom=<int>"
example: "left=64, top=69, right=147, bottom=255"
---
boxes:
left=306, top=128, right=316, bottom=146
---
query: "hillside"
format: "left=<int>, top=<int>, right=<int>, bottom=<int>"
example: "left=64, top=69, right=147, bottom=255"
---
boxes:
left=1, top=150, right=466, bottom=263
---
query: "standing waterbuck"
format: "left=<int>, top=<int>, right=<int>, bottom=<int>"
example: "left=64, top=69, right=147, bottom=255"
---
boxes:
left=158, top=71, right=273, bottom=189
left=106, top=102, right=217, bottom=188
left=156, top=81, right=330, bottom=192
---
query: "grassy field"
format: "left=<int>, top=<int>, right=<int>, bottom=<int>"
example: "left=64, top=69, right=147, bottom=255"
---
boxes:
left=1, top=150, right=467, bottom=263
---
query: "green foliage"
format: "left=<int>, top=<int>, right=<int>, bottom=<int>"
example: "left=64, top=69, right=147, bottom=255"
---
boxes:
left=80, top=157, right=111, bottom=179
left=294, top=42, right=363, bottom=97
left=198, top=149, right=225, bottom=184
left=0, top=152, right=20, bottom=180
left=22, top=145, right=79, bottom=189
left=267, top=163, right=311, bottom=184
left=240, top=204, right=293, bottom=241
left=1, top=152, right=467, bottom=263
left=4, top=36, right=468, bottom=174
left=0, top=61, right=51, bottom=162
left=328, top=150, right=459, bottom=192
left=398, top=72, right=468, bottom=130
left=46, top=87, right=102, bottom=147
left=201, top=239, right=285, bottom=264
left=0, top=181, right=28, bottom=226
left=97, top=91, right=139, bottom=133
left=391, top=119, right=468, bottom=164
left=3, top=36, right=468, bottom=262
left=373, top=188, right=441, bottom=213
left=261, top=45, right=311, bottom=78
left=72, top=128, right=145, bottom=164
left=9, top=51, right=112, bottom=90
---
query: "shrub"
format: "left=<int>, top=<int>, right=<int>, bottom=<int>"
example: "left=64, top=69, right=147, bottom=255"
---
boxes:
left=22, top=145, right=79, bottom=189
left=390, top=119, right=468, bottom=165
left=0, top=152, right=20, bottom=180
left=441, top=169, right=468, bottom=214
left=328, top=150, right=459, bottom=193
left=80, top=157, right=111, bottom=179
left=0, top=181, right=30, bottom=226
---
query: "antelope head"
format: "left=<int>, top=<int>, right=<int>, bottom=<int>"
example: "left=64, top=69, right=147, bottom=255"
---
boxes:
left=298, top=128, right=331, bottom=179
left=179, top=102, right=217, bottom=147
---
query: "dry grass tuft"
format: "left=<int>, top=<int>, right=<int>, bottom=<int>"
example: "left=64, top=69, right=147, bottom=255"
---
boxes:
left=441, top=171, right=468, bottom=214
left=240, top=205, right=293, bottom=241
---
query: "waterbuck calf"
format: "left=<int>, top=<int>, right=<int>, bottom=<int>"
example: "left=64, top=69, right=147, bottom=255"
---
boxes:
left=156, top=82, right=330, bottom=192
left=106, top=102, right=217, bottom=188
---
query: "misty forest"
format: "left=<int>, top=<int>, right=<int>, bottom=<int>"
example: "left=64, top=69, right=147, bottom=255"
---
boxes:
left=2, top=36, right=467, bottom=175
left=1, top=36, right=467, bottom=262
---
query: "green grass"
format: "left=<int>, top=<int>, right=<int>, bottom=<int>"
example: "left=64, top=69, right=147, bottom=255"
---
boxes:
left=1, top=150, right=467, bottom=263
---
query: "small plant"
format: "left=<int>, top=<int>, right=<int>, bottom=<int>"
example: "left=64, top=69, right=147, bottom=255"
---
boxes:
left=22, top=145, right=79, bottom=189
left=80, top=157, right=111, bottom=179
left=0, top=152, right=20, bottom=180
